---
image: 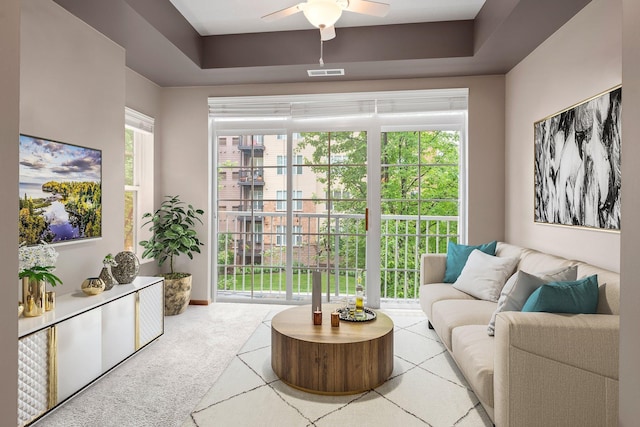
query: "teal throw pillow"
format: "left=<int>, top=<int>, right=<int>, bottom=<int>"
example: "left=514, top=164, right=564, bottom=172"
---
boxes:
left=521, top=275, right=599, bottom=314
left=443, top=240, right=498, bottom=283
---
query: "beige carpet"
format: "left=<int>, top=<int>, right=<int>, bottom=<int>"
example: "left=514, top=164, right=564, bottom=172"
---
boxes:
left=34, top=302, right=285, bottom=427
left=182, top=308, right=492, bottom=427
left=33, top=303, right=491, bottom=427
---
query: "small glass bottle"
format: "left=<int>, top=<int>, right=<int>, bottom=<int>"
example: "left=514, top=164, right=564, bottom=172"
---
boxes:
left=355, top=283, right=365, bottom=319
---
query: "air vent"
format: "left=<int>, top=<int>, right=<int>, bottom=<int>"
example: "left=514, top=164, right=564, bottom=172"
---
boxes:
left=307, top=68, right=345, bottom=77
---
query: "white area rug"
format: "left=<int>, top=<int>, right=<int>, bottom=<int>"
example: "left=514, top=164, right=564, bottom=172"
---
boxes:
left=34, top=303, right=283, bottom=427
left=182, top=308, right=492, bottom=427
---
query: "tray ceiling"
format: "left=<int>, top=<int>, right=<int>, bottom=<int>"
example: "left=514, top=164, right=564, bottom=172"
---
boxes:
left=53, top=0, right=592, bottom=86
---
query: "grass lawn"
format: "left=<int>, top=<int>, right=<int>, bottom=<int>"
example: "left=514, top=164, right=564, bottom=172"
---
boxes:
left=217, top=270, right=359, bottom=295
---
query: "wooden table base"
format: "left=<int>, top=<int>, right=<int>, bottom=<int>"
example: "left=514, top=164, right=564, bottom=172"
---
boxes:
left=271, top=304, right=394, bottom=395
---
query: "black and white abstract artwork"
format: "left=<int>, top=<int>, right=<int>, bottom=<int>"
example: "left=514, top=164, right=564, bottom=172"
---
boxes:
left=534, top=86, right=622, bottom=230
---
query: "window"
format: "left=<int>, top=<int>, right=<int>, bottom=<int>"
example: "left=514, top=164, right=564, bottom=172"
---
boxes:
left=293, top=155, right=303, bottom=175
left=277, top=156, right=286, bottom=175
left=278, top=191, right=302, bottom=211
left=275, top=225, right=302, bottom=246
left=293, top=225, right=302, bottom=246
left=276, top=191, right=286, bottom=211
left=330, top=154, right=347, bottom=164
left=293, top=190, right=303, bottom=211
left=326, top=189, right=351, bottom=210
left=124, top=107, right=154, bottom=259
left=277, top=155, right=303, bottom=175
left=253, top=223, right=263, bottom=244
left=250, top=189, right=264, bottom=211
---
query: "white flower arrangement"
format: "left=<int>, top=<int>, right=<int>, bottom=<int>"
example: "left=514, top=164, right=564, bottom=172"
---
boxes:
left=18, top=242, right=62, bottom=286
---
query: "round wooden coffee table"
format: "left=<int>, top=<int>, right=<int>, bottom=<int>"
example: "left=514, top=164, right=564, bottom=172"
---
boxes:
left=271, top=304, right=394, bottom=395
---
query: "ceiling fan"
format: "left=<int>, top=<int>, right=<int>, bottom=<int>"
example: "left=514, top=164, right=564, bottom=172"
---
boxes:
left=261, top=0, right=391, bottom=41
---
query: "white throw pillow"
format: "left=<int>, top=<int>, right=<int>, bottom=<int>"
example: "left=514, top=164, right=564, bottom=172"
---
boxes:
left=452, top=249, right=518, bottom=302
left=487, top=265, right=578, bottom=336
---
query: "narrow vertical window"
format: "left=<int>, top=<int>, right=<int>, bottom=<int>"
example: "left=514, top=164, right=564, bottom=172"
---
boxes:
left=277, top=155, right=286, bottom=175
left=124, top=107, right=154, bottom=258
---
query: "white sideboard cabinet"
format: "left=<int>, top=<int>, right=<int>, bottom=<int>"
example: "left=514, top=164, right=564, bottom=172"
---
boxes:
left=18, top=276, right=164, bottom=427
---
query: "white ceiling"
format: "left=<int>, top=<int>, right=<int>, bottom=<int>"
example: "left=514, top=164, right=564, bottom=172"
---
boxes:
left=169, top=0, right=487, bottom=36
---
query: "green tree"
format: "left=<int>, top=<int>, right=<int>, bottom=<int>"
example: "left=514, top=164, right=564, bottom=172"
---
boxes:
left=295, top=130, right=460, bottom=298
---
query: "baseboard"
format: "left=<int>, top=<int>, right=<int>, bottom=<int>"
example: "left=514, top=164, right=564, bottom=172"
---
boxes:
left=189, top=300, right=210, bottom=306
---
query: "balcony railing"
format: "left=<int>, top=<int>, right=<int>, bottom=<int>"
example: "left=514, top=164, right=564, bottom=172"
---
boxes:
left=238, top=168, right=264, bottom=185
left=216, top=211, right=458, bottom=303
left=238, top=138, right=265, bottom=151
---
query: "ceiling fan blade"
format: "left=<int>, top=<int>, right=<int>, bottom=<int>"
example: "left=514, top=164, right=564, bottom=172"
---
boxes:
left=345, top=0, right=390, bottom=17
left=261, top=4, right=303, bottom=22
left=320, top=25, right=336, bottom=41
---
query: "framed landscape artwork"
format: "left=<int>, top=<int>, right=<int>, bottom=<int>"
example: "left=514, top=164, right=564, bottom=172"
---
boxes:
left=19, top=134, right=102, bottom=245
left=534, top=86, right=622, bottom=230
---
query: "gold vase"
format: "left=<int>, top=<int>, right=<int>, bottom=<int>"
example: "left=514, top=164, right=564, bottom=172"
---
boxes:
left=22, top=277, right=46, bottom=317
left=81, top=277, right=105, bottom=296
left=45, top=291, right=56, bottom=311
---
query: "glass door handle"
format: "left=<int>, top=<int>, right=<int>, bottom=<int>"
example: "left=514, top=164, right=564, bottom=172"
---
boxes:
left=365, top=208, right=369, bottom=231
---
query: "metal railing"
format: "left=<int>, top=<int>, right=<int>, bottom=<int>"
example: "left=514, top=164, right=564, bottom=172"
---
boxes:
left=216, top=211, right=458, bottom=302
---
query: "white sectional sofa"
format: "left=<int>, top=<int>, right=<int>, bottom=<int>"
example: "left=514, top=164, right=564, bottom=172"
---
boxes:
left=419, top=242, right=619, bottom=426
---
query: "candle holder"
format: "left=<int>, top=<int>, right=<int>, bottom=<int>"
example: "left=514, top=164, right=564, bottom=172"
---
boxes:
left=331, top=311, right=340, bottom=327
left=45, top=291, right=55, bottom=311
left=313, top=307, right=322, bottom=325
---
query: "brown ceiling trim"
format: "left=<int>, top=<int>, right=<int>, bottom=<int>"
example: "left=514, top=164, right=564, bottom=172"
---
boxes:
left=54, top=0, right=203, bottom=66
left=53, top=0, right=596, bottom=86
left=474, top=0, right=519, bottom=53
left=124, top=0, right=202, bottom=66
left=54, top=0, right=129, bottom=48
left=202, top=21, right=474, bottom=69
left=473, top=0, right=592, bottom=64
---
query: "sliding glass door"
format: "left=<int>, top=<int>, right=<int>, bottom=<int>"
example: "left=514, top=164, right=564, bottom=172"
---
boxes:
left=215, top=130, right=369, bottom=303
left=211, top=89, right=468, bottom=306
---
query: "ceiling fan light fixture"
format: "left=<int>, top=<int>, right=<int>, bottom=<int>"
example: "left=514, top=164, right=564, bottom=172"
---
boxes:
left=301, top=0, right=343, bottom=28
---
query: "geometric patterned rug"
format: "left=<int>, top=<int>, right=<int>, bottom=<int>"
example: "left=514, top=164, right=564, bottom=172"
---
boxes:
left=181, top=308, right=492, bottom=427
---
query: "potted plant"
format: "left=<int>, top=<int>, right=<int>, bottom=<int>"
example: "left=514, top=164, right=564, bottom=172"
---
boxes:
left=140, top=195, right=204, bottom=315
left=19, top=242, right=63, bottom=317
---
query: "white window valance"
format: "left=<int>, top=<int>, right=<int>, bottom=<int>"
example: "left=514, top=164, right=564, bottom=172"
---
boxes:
left=208, top=89, right=468, bottom=122
left=125, top=107, right=154, bottom=134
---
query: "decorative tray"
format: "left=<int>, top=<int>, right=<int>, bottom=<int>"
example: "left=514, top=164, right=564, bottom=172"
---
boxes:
left=336, top=307, right=377, bottom=322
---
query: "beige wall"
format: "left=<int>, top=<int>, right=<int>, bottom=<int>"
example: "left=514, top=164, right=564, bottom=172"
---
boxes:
left=0, top=0, right=20, bottom=421
left=158, top=88, right=211, bottom=301
left=504, top=0, right=622, bottom=271
left=20, top=0, right=126, bottom=293
left=159, top=75, right=506, bottom=301
left=126, top=68, right=161, bottom=119
left=620, top=0, right=640, bottom=423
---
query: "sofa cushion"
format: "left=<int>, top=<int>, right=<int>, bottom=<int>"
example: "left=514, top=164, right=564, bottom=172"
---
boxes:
left=517, top=248, right=577, bottom=276
left=452, top=250, right=518, bottom=302
left=419, top=283, right=475, bottom=321
left=443, top=240, right=497, bottom=283
left=487, top=266, right=578, bottom=335
left=431, top=299, right=497, bottom=351
left=494, top=242, right=527, bottom=260
left=577, top=263, right=620, bottom=315
left=452, top=325, right=495, bottom=408
left=522, top=275, right=599, bottom=314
